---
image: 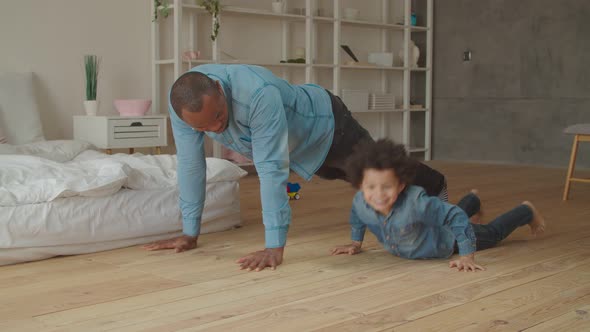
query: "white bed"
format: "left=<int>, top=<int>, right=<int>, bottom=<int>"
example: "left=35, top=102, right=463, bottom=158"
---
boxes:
left=0, top=140, right=247, bottom=265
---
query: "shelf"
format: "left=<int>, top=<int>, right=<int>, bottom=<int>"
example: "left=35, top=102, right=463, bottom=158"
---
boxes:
left=352, top=109, right=406, bottom=113
left=351, top=107, right=429, bottom=113
left=178, top=4, right=427, bottom=31
left=154, top=59, right=175, bottom=65
left=182, top=60, right=427, bottom=72
left=341, top=64, right=405, bottom=71
left=183, top=59, right=307, bottom=68
left=312, top=63, right=336, bottom=68
left=313, top=16, right=335, bottom=23
left=409, top=107, right=429, bottom=112
left=341, top=19, right=406, bottom=30
left=154, top=1, right=433, bottom=161
left=410, top=26, right=429, bottom=32
left=182, top=4, right=306, bottom=21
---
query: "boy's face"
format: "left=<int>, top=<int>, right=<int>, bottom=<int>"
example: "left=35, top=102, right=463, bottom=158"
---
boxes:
left=361, top=168, right=406, bottom=216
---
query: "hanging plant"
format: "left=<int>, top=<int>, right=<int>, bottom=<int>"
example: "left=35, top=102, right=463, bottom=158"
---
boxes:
left=153, top=0, right=170, bottom=22
left=200, top=0, right=221, bottom=41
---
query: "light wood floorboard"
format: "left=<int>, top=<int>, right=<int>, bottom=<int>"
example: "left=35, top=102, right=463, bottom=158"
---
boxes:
left=1, top=161, right=589, bottom=331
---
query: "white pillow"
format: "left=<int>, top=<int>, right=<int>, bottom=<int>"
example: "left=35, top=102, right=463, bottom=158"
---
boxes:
left=0, top=72, right=45, bottom=145
left=205, top=157, right=248, bottom=182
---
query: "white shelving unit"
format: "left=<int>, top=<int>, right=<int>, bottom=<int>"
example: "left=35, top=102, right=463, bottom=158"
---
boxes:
left=152, top=0, right=433, bottom=161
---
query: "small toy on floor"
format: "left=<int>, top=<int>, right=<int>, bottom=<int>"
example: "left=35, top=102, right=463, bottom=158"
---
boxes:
left=287, top=182, right=301, bottom=200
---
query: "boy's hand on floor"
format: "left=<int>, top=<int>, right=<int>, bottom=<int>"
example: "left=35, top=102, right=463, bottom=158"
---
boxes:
left=330, top=243, right=362, bottom=255
left=142, top=235, right=198, bottom=253
left=449, top=253, right=485, bottom=272
left=236, top=247, right=284, bottom=271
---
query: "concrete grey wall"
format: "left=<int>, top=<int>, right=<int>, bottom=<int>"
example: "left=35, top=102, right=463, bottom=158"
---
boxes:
left=432, top=0, right=590, bottom=168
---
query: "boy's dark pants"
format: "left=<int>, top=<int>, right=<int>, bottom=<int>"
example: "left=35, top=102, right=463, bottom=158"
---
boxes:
left=316, top=90, right=446, bottom=197
left=456, top=193, right=533, bottom=251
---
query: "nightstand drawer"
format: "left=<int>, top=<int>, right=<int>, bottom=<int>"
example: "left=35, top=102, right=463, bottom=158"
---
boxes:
left=109, top=118, right=163, bottom=128
left=108, top=117, right=166, bottom=148
left=74, top=115, right=168, bottom=150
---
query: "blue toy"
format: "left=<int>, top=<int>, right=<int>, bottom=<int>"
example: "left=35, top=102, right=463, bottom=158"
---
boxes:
left=286, top=182, right=301, bottom=200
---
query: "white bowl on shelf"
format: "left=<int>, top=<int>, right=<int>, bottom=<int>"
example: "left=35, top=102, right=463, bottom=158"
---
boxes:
left=343, top=8, right=360, bottom=20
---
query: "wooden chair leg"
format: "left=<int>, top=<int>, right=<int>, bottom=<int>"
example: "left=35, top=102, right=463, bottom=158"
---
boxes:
left=563, top=135, right=580, bottom=201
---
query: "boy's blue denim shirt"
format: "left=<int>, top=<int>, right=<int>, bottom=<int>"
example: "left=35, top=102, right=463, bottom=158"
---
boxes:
left=169, top=64, right=334, bottom=248
left=350, top=185, right=477, bottom=259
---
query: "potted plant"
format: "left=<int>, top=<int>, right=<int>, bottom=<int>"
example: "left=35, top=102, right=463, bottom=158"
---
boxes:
left=83, top=55, right=100, bottom=116
left=200, top=0, right=221, bottom=41
left=153, top=1, right=220, bottom=41
left=153, top=0, right=170, bottom=22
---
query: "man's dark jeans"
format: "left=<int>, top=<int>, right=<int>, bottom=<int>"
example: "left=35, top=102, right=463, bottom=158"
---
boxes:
left=315, top=90, right=446, bottom=197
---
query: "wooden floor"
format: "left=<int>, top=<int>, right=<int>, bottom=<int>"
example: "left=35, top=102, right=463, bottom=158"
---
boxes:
left=2, top=161, right=590, bottom=332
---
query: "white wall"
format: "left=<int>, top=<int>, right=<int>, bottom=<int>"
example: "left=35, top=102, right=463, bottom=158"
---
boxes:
left=0, top=0, right=152, bottom=140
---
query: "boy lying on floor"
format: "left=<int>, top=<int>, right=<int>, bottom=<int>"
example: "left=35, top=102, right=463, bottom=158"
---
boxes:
left=331, top=139, right=546, bottom=272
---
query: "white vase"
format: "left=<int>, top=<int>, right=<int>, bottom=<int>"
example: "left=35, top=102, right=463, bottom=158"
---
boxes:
left=399, top=40, right=420, bottom=67
left=271, top=1, right=284, bottom=14
left=83, top=100, right=99, bottom=116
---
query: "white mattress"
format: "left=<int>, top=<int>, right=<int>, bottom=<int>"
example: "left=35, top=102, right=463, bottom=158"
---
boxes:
left=0, top=182, right=240, bottom=266
left=0, top=140, right=246, bottom=265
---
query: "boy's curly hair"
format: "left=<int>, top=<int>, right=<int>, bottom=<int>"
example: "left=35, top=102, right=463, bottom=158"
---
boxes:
left=346, top=139, right=418, bottom=189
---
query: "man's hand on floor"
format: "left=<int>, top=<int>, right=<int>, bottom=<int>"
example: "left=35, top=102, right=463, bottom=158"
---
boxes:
left=236, top=247, right=284, bottom=271
left=142, top=235, right=198, bottom=253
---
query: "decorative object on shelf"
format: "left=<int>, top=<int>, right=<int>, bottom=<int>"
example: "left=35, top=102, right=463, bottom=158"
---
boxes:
left=291, top=7, right=305, bottom=15
left=399, top=40, right=420, bottom=67
left=343, top=7, right=360, bottom=20
left=153, top=0, right=170, bottom=22
left=294, top=47, right=305, bottom=59
left=340, top=45, right=359, bottom=62
left=200, top=0, right=221, bottom=41
left=271, top=0, right=285, bottom=14
left=83, top=55, right=100, bottom=116
left=286, top=182, right=301, bottom=200
left=280, top=58, right=305, bottom=64
left=411, top=12, right=417, bottom=26
left=368, top=52, right=394, bottom=67
left=342, top=90, right=369, bottom=112
left=182, top=50, right=201, bottom=61
left=113, top=99, right=152, bottom=116
left=369, top=93, right=396, bottom=110
left=410, top=102, right=424, bottom=109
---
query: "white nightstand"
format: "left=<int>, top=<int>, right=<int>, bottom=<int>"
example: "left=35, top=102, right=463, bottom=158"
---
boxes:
left=73, top=115, right=168, bottom=154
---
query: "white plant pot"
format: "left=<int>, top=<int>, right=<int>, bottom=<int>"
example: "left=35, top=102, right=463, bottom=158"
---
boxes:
left=83, top=100, right=99, bottom=116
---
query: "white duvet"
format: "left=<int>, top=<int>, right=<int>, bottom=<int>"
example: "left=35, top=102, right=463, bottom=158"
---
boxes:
left=0, top=140, right=248, bottom=265
left=0, top=140, right=247, bottom=206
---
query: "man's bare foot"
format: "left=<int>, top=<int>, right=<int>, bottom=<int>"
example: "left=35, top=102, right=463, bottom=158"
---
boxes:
left=522, top=201, right=546, bottom=235
left=469, top=189, right=484, bottom=224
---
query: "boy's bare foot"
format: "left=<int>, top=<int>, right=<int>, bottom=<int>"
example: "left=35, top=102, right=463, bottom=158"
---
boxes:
left=469, top=189, right=484, bottom=224
left=522, top=201, right=546, bottom=235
